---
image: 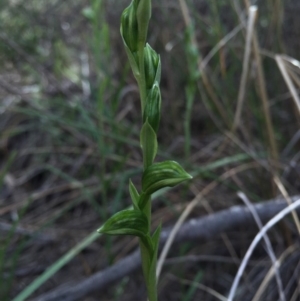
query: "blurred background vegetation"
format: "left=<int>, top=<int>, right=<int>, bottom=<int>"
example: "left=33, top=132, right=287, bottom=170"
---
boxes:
left=1, top=0, right=300, bottom=300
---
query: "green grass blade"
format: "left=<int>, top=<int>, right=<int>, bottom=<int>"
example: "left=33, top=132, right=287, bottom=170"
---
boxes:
left=182, top=271, right=203, bottom=301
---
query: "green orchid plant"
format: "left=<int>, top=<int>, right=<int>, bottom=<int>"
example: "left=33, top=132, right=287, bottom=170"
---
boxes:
left=97, top=1, right=192, bottom=300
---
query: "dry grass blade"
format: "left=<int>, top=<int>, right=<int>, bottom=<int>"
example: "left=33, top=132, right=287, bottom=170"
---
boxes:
left=200, top=23, right=244, bottom=71
left=248, top=4, right=279, bottom=163
left=273, top=175, right=300, bottom=234
left=251, top=245, right=297, bottom=301
left=233, top=6, right=257, bottom=131
left=275, top=55, right=300, bottom=114
left=290, top=274, right=300, bottom=301
left=167, top=274, right=227, bottom=301
left=238, top=192, right=285, bottom=301
left=228, top=198, right=300, bottom=301
left=282, top=129, right=300, bottom=157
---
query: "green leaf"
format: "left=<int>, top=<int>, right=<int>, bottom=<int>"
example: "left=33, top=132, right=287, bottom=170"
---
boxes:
left=142, top=161, right=193, bottom=195
left=140, top=120, right=158, bottom=169
left=151, top=224, right=161, bottom=261
left=97, top=209, right=148, bottom=238
left=129, top=179, right=140, bottom=209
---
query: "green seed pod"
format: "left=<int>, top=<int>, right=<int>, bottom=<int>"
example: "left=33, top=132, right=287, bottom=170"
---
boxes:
left=121, top=1, right=138, bottom=53
left=144, top=44, right=160, bottom=89
left=143, top=83, right=161, bottom=133
left=142, top=161, right=192, bottom=195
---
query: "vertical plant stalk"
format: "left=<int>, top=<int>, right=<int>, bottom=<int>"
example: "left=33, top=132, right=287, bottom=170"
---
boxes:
left=232, top=6, right=257, bottom=131
left=178, top=0, right=231, bottom=129
left=244, top=2, right=279, bottom=166
left=97, top=1, right=192, bottom=301
left=251, top=29, right=279, bottom=162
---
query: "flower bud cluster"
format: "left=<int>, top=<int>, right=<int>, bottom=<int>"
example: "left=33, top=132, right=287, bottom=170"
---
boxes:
left=121, top=0, right=161, bottom=134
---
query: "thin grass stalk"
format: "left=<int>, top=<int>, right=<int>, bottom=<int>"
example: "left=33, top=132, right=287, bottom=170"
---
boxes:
left=275, top=55, right=300, bottom=114
left=245, top=2, right=279, bottom=165
left=273, top=0, right=284, bottom=52
left=182, top=12, right=198, bottom=160
left=168, top=274, right=228, bottom=301
left=178, top=0, right=231, bottom=128
left=288, top=67, right=300, bottom=88
left=232, top=6, right=257, bottom=131
left=238, top=192, right=286, bottom=301
left=273, top=175, right=300, bottom=234
left=210, top=1, right=226, bottom=78
left=251, top=245, right=297, bottom=301
left=228, top=198, right=300, bottom=301
left=184, top=84, right=195, bottom=160
left=200, top=23, right=244, bottom=71
left=91, top=0, right=111, bottom=249
left=290, top=274, right=300, bottom=301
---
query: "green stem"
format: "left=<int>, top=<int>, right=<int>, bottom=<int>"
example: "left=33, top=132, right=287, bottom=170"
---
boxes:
left=136, top=12, right=157, bottom=301
left=138, top=42, right=147, bottom=114
left=146, top=270, right=158, bottom=301
left=139, top=242, right=158, bottom=301
left=139, top=195, right=157, bottom=301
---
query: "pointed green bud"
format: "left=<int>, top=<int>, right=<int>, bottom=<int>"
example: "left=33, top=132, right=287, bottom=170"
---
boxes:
left=129, top=180, right=140, bottom=209
left=143, top=83, right=161, bottom=133
left=121, top=1, right=138, bottom=53
left=136, top=0, right=151, bottom=46
left=144, top=44, right=161, bottom=89
left=142, top=161, right=193, bottom=195
left=150, top=224, right=161, bottom=263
